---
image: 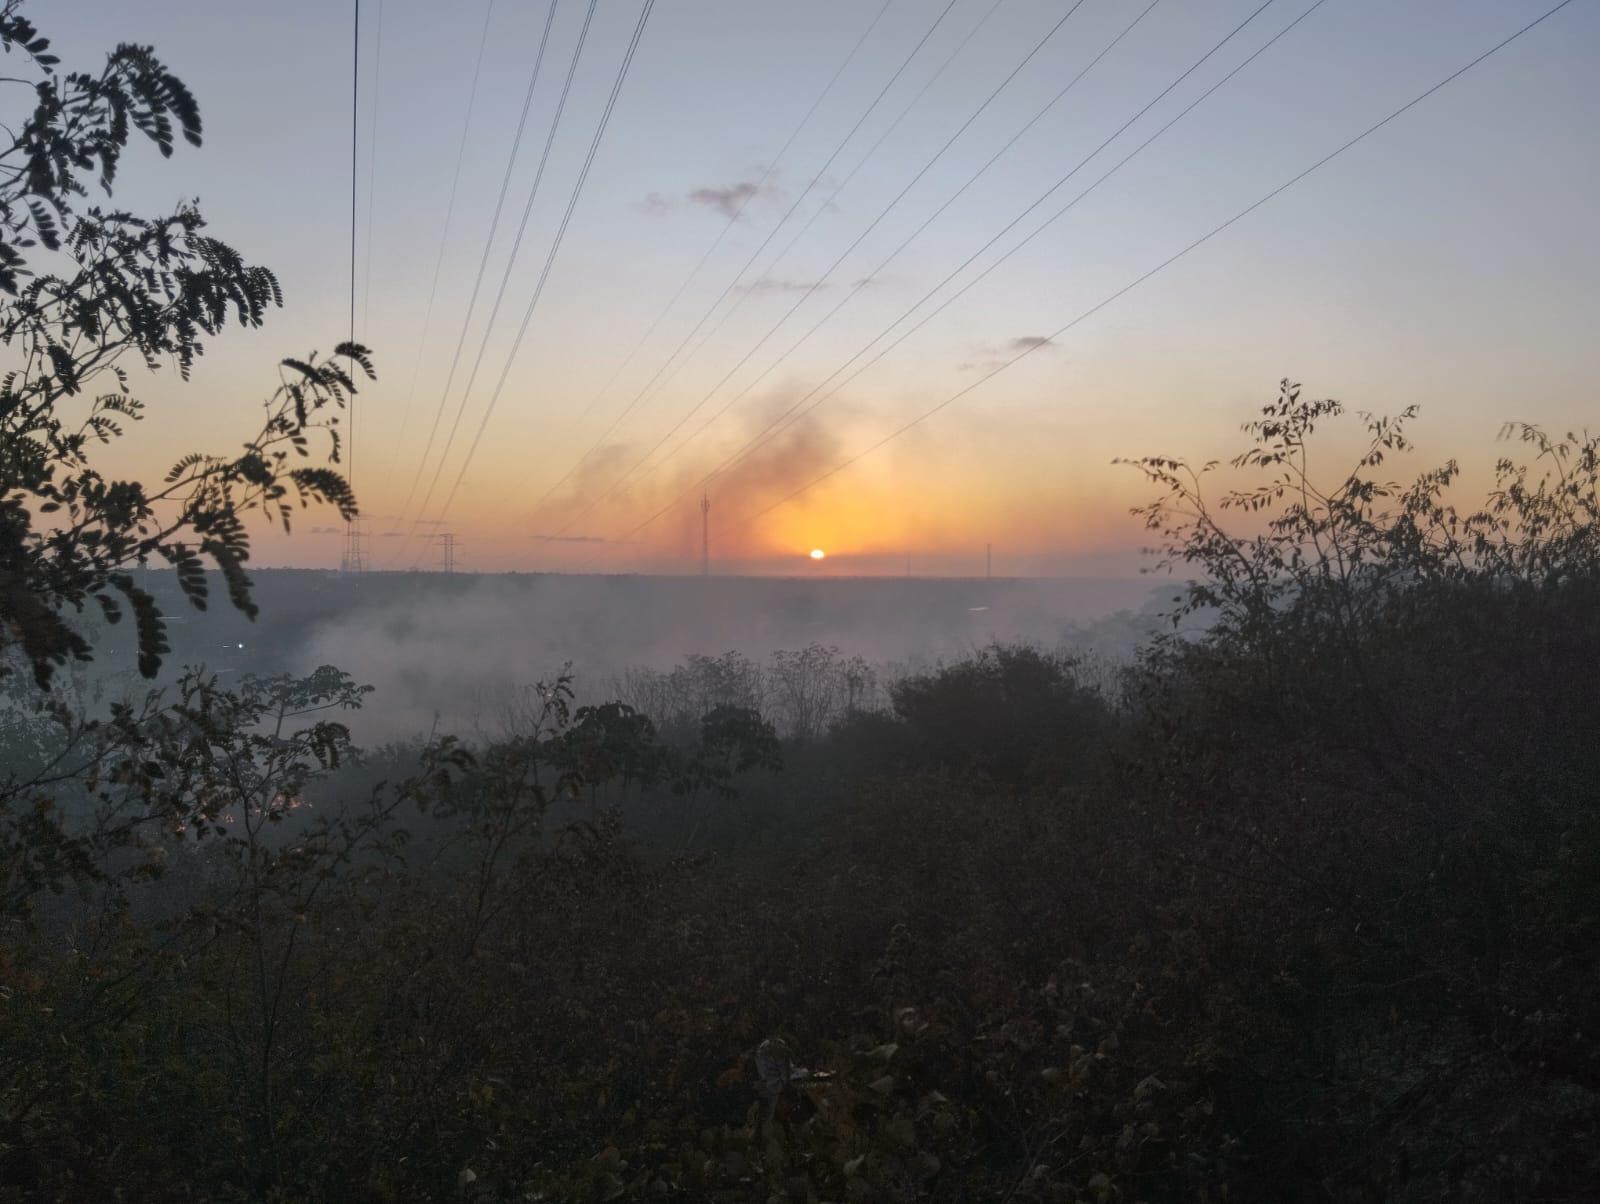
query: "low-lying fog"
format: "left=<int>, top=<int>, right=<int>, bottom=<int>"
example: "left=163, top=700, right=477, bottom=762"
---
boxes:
left=88, top=571, right=1170, bottom=742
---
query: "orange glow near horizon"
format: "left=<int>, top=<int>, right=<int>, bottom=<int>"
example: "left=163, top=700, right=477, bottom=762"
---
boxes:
left=314, top=458, right=1152, bottom=575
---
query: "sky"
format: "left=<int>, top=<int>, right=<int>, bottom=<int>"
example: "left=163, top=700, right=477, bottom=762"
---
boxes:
left=39, top=0, right=1600, bottom=576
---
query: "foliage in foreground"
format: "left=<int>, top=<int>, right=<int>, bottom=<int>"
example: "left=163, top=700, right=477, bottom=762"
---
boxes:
left=0, top=0, right=367, bottom=690
left=0, top=0, right=365, bottom=937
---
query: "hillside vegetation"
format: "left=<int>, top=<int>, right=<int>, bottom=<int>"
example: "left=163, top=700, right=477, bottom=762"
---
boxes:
left=5, top=387, right=1598, bottom=1201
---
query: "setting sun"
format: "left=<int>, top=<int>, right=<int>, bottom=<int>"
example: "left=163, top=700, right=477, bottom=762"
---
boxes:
left=809, top=548, right=826, bottom=561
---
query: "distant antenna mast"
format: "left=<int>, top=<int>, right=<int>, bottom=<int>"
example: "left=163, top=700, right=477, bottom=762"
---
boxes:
left=700, top=492, right=710, bottom=577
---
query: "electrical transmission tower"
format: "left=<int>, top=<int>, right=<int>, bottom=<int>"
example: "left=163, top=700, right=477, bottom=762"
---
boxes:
left=340, top=520, right=367, bottom=573
left=700, top=492, right=710, bottom=577
left=431, top=531, right=460, bottom=574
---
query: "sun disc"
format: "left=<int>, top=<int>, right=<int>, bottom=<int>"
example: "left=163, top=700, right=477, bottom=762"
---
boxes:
left=809, top=548, right=826, bottom=560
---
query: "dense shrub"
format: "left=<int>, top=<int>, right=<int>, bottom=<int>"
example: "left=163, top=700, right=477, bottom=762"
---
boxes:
left=887, top=644, right=1115, bottom=786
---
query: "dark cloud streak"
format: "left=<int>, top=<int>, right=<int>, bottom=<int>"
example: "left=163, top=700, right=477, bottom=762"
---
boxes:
left=737, top=277, right=829, bottom=296
left=687, top=180, right=760, bottom=218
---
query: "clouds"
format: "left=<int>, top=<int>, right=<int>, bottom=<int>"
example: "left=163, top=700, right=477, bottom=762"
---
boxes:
left=638, top=172, right=783, bottom=221
left=737, top=276, right=828, bottom=296
left=959, top=335, right=1059, bottom=373
left=687, top=180, right=760, bottom=218
left=637, top=191, right=674, bottom=216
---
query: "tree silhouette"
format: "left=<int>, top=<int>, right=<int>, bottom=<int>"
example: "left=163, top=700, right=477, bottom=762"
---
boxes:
left=0, top=0, right=369, bottom=688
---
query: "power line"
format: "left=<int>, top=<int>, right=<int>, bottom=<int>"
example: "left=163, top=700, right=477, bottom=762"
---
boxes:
left=565, top=0, right=992, bottom=511
left=557, top=0, right=1100, bottom=533
left=622, top=0, right=1291, bottom=540
left=352, top=0, right=382, bottom=574
left=521, top=0, right=898, bottom=522
left=593, top=0, right=972, bottom=433
left=392, top=0, right=562, bottom=530
left=754, top=0, right=1012, bottom=321
left=533, top=0, right=964, bottom=527
left=731, top=0, right=1577, bottom=534
left=411, top=0, right=607, bottom=537
left=605, top=0, right=1016, bottom=495
left=349, top=0, right=358, bottom=479
left=433, top=0, right=657, bottom=527
left=629, top=0, right=1169, bottom=508
left=344, top=0, right=363, bottom=573
left=381, top=0, right=497, bottom=490
left=361, top=0, right=384, bottom=339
